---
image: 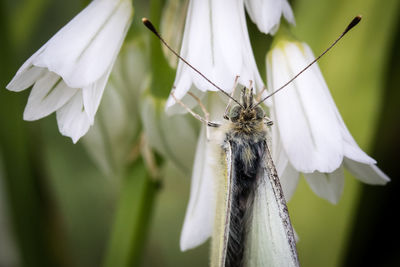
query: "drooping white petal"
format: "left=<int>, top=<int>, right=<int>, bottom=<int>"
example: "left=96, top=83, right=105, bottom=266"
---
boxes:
left=82, top=40, right=148, bottom=175
left=244, top=0, right=295, bottom=35
left=180, top=126, right=216, bottom=251
left=344, top=158, right=390, bottom=185
left=32, top=0, right=133, bottom=88
left=83, top=77, right=134, bottom=175
left=304, top=167, right=345, bottom=204
left=167, top=0, right=263, bottom=111
left=82, top=66, right=113, bottom=123
left=340, top=123, right=376, bottom=165
left=6, top=66, right=46, bottom=92
left=281, top=0, right=295, bottom=25
left=280, top=163, right=300, bottom=202
left=268, top=40, right=390, bottom=203
left=56, top=91, right=91, bottom=143
left=270, top=112, right=299, bottom=201
left=6, top=44, right=48, bottom=92
left=211, top=0, right=262, bottom=89
left=6, top=0, right=133, bottom=143
left=268, top=42, right=343, bottom=173
left=172, top=0, right=213, bottom=96
left=301, top=45, right=377, bottom=166
left=160, top=0, right=188, bottom=68
left=180, top=93, right=227, bottom=251
left=23, top=72, right=78, bottom=121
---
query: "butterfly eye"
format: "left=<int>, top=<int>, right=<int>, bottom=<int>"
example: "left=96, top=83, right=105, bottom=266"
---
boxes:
left=255, top=106, right=265, bottom=120
left=229, top=105, right=242, bottom=122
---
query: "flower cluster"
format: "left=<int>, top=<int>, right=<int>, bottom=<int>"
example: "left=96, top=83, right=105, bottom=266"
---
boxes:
left=7, top=0, right=133, bottom=143
left=171, top=0, right=389, bottom=254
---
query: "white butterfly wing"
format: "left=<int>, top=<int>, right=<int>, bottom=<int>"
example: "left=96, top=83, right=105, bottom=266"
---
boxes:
left=211, top=143, right=233, bottom=267
left=244, top=145, right=299, bottom=267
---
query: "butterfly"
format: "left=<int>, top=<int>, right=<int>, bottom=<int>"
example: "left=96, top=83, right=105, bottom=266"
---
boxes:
left=143, top=15, right=361, bottom=267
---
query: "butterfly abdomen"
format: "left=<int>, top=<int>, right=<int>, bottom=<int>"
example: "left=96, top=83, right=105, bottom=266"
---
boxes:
left=225, top=139, right=266, bottom=267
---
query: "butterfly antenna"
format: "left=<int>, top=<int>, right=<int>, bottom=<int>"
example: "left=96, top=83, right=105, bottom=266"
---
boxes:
left=255, top=15, right=362, bottom=107
left=142, top=18, right=243, bottom=107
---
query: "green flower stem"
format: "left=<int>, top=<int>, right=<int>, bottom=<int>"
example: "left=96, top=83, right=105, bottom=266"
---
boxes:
left=103, top=158, right=160, bottom=267
left=148, top=0, right=175, bottom=98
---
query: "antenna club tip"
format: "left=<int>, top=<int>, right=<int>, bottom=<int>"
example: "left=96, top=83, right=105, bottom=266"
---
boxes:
left=142, top=17, right=158, bottom=35
left=354, top=15, right=362, bottom=24
left=343, top=15, right=362, bottom=34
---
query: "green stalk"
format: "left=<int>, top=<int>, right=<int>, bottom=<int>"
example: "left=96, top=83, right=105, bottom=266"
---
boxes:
left=148, top=0, right=175, bottom=98
left=103, top=158, right=160, bottom=267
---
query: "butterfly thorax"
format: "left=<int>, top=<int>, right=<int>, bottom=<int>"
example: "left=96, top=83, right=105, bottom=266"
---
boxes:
left=226, top=87, right=267, bottom=142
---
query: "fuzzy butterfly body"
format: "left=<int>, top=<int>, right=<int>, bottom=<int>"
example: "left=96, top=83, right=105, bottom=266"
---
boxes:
left=211, top=88, right=299, bottom=267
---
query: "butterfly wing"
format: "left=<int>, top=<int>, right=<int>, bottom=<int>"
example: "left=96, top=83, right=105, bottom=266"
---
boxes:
left=210, top=142, right=233, bottom=267
left=244, top=143, right=299, bottom=267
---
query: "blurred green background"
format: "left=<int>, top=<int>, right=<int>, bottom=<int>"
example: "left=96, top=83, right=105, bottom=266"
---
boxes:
left=0, top=0, right=399, bottom=266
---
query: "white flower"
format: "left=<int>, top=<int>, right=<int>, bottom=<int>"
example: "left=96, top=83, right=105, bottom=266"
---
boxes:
left=176, top=0, right=297, bottom=252
left=245, top=0, right=295, bottom=35
left=82, top=40, right=145, bottom=175
left=6, top=0, right=133, bottom=143
left=180, top=94, right=225, bottom=251
left=267, top=40, right=389, bottom=203
left=166, top=0, right=264, bottom=113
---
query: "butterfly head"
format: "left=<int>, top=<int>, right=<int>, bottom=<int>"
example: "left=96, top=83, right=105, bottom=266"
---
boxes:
left=228, top=87, right=264, bottom=123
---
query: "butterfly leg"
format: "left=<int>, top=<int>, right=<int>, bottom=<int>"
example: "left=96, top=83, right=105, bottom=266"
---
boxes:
left=223, top=75, right=240, bottom=120
left=264, top=116, right=274, bottom=126
left=170, top=89, right=220, bottom=130
left=187, top=92, right=213, bottom=138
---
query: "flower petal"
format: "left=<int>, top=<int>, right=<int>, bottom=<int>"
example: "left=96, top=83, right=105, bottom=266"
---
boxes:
left=269, top=42, right=343, bottom=173
left=301, top=45, right=377, bottom=166
left=211, top=0, right=263, bottom=90
left=244, top=0, right=294, bottom=35
left=168, top=0, right=263, bottom=111
left=304, top=167, right=345, bottom=204
left=32, top=0, right=132, bottom=88
left=6, top=45, right=47, bottom=92
left=173, top=0, right=214, bottom=96
left=6, top=66, right=46, bottom=92
left=270, top=114, right=299, bottom=201
left=82, top=66, right=113, bottom=123
left=280, top=163, right=300, bottom=202
left=23, top=72, right=78, bottom=121
left=281, top=0, right=295, bottom=25
left=180, top=127, right=216, bottom=251
left=344, top=158, right=390, bottom=185
left=56, top=91, right=91, bottom=143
